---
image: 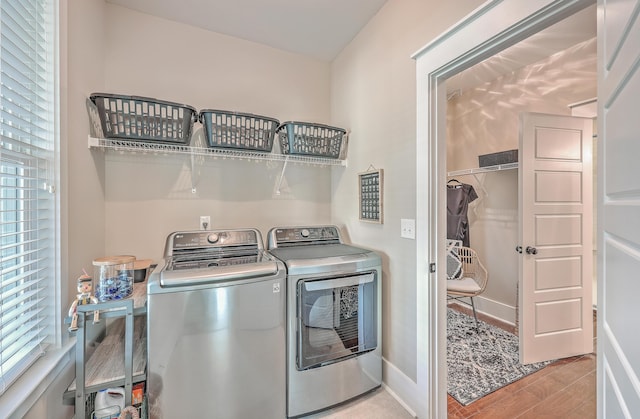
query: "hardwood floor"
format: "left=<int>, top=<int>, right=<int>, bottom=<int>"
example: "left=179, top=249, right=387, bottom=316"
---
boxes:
left=447, top=304, right=597, bottom=418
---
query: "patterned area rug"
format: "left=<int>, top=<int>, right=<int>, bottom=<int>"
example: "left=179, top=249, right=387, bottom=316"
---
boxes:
left=447, top=308, right=553, bottom=405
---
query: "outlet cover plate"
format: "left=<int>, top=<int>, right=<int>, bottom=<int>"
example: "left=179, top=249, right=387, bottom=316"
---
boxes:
left=401, top=218, right=416, bottom=239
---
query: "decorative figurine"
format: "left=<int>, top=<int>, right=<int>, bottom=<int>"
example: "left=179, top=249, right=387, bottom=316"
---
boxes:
left=68, top=273, right=100, bottom=332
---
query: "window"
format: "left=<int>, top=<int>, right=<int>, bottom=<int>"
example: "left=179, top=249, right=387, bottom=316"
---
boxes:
left=1, top=0, right=57, bottom=394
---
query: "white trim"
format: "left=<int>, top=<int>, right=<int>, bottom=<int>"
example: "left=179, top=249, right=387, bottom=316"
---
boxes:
left=411, top=0, right=505, bottom=59
left=453, top=296, right=517, bottom=326
left=603, top=323, right=640, bottom=400
left=381, top=357, right=418, bottom=418
left=568, top=97, right=598, bottom=108
left=54, top=0, right=66, bottom=351
left=0, top=341, right=74, bottom=419
left=413, top=0, right=595, bottom=416
left=477, top=297, right=516, bottom=325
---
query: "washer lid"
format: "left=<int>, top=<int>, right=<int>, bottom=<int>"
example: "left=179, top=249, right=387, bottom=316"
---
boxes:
left=269, top=243, right=368, bottom=261
left=159, top=259, right=280, bottom=288
left=269, top=243, right=380, bottom=275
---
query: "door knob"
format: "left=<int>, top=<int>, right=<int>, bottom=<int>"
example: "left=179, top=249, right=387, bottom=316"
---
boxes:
left=525, top=246, right=538, bottom=255
left=515, top=246, right=523, bottom=254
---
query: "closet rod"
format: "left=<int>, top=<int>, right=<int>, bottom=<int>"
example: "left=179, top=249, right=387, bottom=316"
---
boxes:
left=447, top=162, right=518, bottom=199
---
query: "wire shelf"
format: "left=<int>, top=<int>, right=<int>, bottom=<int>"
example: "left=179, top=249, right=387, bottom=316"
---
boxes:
left=447, top=162, right=518, bottom=177
left=88, top=136, right=346, bottom=166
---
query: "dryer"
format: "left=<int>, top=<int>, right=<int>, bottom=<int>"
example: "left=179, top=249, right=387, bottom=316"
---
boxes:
left=267, top=225, right=382, bottom=418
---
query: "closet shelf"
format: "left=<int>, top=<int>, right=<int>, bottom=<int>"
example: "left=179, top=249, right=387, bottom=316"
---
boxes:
left=88, top=136, right=347, bottom=167
left=447, top=162, right=518, bottom=177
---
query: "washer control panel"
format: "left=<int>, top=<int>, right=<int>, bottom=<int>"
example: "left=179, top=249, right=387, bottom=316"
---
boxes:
left=268, top=226, right=341, bottom=248
left=165, top=229, right=262, bottom=255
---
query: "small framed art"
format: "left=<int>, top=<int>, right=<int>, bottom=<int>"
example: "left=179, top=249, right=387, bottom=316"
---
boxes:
left=358, top=169, right=383, bottom=224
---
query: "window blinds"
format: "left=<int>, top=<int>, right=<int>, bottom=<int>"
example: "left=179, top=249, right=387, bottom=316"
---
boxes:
left=0, top=0, right=56, bottom=394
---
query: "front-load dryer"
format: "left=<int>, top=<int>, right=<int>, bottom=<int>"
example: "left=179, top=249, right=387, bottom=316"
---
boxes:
left=267, top=225, right=382, bottom=418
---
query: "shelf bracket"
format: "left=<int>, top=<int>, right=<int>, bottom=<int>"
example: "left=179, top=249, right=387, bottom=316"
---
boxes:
left=190, top=148, right=197, bottom=194
left=275, top=156, right=290, bottom=195
left=472, top=173, right=489, bottom=197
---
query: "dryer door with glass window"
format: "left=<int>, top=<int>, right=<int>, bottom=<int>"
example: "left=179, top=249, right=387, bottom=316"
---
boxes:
left=297, top=272, right=377, bottom=370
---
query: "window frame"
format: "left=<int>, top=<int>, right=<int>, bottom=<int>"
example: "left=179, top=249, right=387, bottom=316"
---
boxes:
left=0, top=0, right=61, bottom=399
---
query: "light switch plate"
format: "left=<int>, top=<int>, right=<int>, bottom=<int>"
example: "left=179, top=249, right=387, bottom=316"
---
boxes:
left=401, top=218, right=416, bottom=239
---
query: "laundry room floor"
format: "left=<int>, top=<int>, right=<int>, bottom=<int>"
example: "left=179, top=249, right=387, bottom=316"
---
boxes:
left=301, top=387, right=414, bottom=418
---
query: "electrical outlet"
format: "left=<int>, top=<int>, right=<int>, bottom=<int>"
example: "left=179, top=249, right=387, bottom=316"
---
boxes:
left=401, top=218, right=416, bottom=239
left=200, top=216, right=210, bottom=230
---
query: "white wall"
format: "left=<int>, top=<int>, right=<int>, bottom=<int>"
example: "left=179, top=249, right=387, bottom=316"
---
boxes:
left=330, top=0, right=486, bottom=392
left=101, top=4, right=334, bottom=260
left=66, top=0, right=107, bottom=310
left=446, top=37, right=597, bottom=323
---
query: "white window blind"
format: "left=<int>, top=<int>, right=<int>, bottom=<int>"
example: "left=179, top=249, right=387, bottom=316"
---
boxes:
left=0, top=0, right=56, bottom=394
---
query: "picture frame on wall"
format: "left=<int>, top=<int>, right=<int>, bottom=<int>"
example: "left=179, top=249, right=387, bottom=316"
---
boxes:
left=358, top=168, right=383, bottom=224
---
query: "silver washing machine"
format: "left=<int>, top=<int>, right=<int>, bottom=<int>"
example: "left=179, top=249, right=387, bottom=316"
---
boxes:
left=147, top=229, right=286, bottom=419
left=267, top=225, right=382, bottom=418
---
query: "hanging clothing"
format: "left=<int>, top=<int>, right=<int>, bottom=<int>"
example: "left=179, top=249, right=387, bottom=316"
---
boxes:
left=447, top=182, right=478, bottom=247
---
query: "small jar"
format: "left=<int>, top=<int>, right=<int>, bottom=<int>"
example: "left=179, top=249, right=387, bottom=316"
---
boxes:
left=92, top=255, right=135, bottom=302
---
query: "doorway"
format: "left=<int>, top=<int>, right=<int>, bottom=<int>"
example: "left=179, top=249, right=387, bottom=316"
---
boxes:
left=411, top=0, right=597, bottom=417
left=443, top=25, right=597, bottom=411
left=444, top=15, right=597, bottom=330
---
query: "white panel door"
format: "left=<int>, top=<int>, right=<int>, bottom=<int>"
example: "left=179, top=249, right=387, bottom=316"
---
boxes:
left=519, top=112, right=593, bottom=364
left=598, top=0, right=640, bottom=416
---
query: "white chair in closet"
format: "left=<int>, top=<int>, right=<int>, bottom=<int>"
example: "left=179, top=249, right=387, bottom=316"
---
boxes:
left=446, top=241, right=488, bottom=330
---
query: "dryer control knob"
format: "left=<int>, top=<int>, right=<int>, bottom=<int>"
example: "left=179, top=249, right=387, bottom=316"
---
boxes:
left=207, top=233, right=220, bottom=244
left=300, top=229, right=310, bottom=238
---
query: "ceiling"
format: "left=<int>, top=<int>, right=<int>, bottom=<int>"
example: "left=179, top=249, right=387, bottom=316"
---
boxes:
left=447, top=5, right=597, bottom=94
left=105, top=1, right=596, bottom=84
left=105, top=0, right=388, bottom=61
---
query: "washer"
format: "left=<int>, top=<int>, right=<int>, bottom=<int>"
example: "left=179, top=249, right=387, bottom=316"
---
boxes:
left=147, top=228, right=286, bottom=419
left=267, top=225, right=382, bottom=418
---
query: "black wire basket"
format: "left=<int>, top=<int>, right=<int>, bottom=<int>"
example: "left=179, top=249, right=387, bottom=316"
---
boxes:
left=90, top=93, right=197, bottom=145
left=276, top=121, right=348, bottom=159
left=199, top=109, right=279, bottom=152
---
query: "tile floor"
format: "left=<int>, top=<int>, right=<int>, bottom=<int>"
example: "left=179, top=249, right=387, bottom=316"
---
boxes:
left=301, top=387, right=414, bottom=418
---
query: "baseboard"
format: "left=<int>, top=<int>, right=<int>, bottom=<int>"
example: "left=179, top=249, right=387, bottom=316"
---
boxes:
left=452, top=295, right=516, bottom=325
left=382, top=357, right=418, bottom=418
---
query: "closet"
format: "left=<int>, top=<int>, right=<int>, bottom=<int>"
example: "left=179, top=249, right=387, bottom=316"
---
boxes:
left=444, top=34, right=597, bottom=333
left=445, top=161, right=518, bottom=325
